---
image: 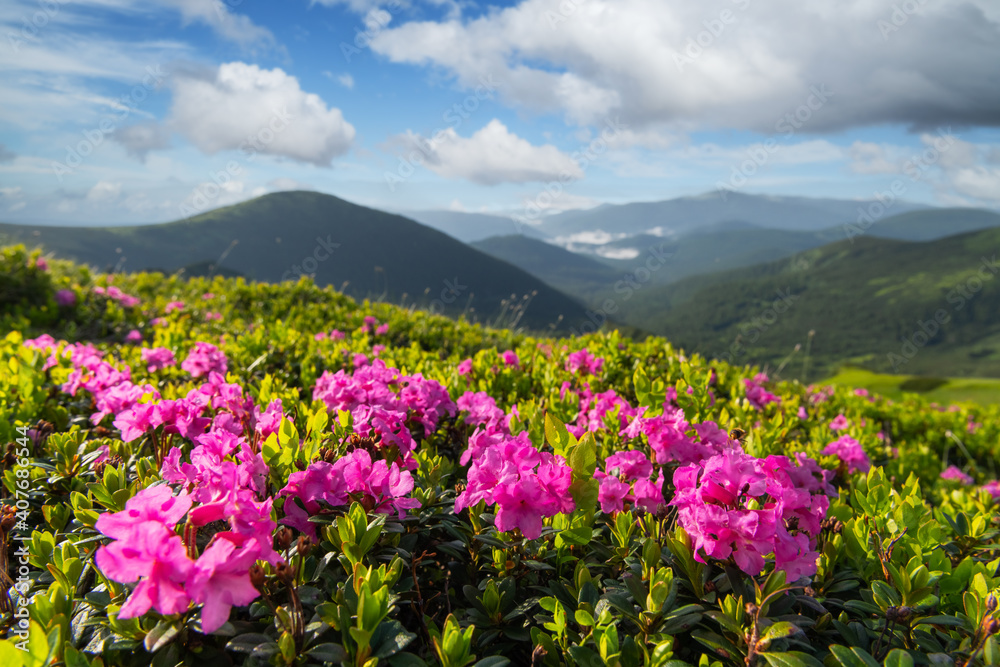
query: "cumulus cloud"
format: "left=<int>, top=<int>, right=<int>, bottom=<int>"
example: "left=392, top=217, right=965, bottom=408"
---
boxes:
left=849, top=141, right=899, bottom=174
left=391, top=119, right=584, bottom=185
left=169, top=62, right=356, bottom=166
left=87, top=181, right=122, bottom=202
left=113, top=123, right=172, bottom=161
left=368, top=0, right=1000, bottom=132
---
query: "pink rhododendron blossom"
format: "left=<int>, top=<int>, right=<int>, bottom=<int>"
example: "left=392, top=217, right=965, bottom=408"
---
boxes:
left=501, top=350, right=520, bottom=367
left=822, top=436, right=871, bottom=474
left=279, top=450, right=419, bottom=537
left=314, top=332, right=328, bottom=341
left=125, top=329, right=142, bottom=344
left=164, top=301, right=185, bottom=314
left=828, top=414, right=849, bottom=431
left=457, top=391, right=507, bottom=433
left=566, top=349, right=604, bottom=375
left=182, top=342, right=228, bottom=378
left=376, top=323, right=389, bottom=335
left=55, top=289, right=76, bottom=306
left=330, top=329, right=345, bottom=340
left=34, top=257, right=49, bottom=271
left=671, top=449, right=832, bottom=580
left=455, top=435, right=574, bottom=540
left=854, top=388, right=869, bottom=396
left=457, top=358, right=473, bottom=376
left=188, top=535, right=264, bottom=633
left=941, top=466, right=974, bottom=485
left=205, top=312, right=222, bottom=322
left=797, top=406, right=808, bottom=420
left=968, top=420, right=981, bottom=434
left=744, top=378, right=781, bottom=411
left=141, top=347, right=176, bottom=372
left=982, top=480, right=1000, bottom=502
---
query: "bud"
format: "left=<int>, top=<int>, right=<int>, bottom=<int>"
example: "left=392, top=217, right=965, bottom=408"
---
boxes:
left=274, top=561, right=294, bottom=585
left=296, top=535, right=313, bottom=557
left=745, top=602, right=759, bottom=616
left=1, top=505, right=16, bottom=532
left=987, top=594, right=998, bottom=614
left=249, top=564, right=266, bottom=592
left=531, top=644, right=548, bottom=667
left=275, top=526, right=293, bottom=551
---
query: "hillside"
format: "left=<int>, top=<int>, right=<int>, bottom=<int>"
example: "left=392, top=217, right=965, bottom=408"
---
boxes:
left=624, top=227, right=1000, bottom=379
left=0, top=191, right=591, bottom=332
left=472, top=234, right=622, bottom=301
left=400, top=209, right=548, bottom=243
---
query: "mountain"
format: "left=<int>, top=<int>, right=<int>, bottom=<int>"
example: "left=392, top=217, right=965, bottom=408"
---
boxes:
left=400, top=209, right=548, bottom=243
left=540, top=191, right=931, bottom=240
left=816, top=207, right=1000, bottom=243
left=0, top=191, right=592, bottom=332
left=622, top=227, right=1000, bottom=379
left=472, top=235, right=622, bottom=301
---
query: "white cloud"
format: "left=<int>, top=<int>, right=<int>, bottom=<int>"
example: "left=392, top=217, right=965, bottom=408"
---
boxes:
left=369, top=0, right=1000, bottom=132
left=8, top=201, right=27, bottom=212
left=951, top=166, right=1000, bottom=203
left=159, top=0, right=275, bottom=49
left=391, top=119, right=583, bottom=185
left=0, top=186, right=23, bottom=199
left=169, top=62, right=356, bottom=166
left=338, top=73, right=355, bottom=89
left=112, top=122, right=172, bottom=161
left=87, top=181, right=122, bottom=202
left=849, top=141, right=899, bottom=174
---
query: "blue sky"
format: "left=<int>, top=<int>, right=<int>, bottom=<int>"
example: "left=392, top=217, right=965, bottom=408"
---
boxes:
left=1, top=0, right=999, bottom=225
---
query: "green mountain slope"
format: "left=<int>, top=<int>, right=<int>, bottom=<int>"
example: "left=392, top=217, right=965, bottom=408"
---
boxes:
left=622, top=228, right=1000, bottom=379
left=0, top=191, right=591, bottom=332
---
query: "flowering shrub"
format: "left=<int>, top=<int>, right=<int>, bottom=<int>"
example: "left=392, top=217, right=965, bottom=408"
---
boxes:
left=2, top=251, right=1000, bottom=667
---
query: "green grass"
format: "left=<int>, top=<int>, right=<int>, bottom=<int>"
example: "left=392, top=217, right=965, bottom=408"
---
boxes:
left=822, top=366, right=1000, bottom=405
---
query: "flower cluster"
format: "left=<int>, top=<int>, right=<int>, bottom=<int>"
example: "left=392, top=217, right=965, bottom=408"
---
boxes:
left=672, top=449, right=835, bottom=580
left=744, top=374, right=781, bottom=411
left=279, top=449, right=419, bottom=538
left=596, top=450, right=664, bottom=513
left=95, top=485, right=277, bottom=633
left=941, top=465, right=974, bottom=485
left=822, top=436, right=871, bottom=474
left=565, top=349, right=604, bottom=376
left=92, top=285, right=140, bottom=308
left=181, top=342, right=228, bottom=378
left=455, top=432, right=574, bottom=539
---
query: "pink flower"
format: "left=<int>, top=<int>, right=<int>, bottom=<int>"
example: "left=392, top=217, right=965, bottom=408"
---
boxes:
left=55, top=289, right=76, bottom=306
left=376, top=323, right=389, bottom=335
left=604, top=450, right=653, bottom=481
left=164, top=301, right=185, bottom=314
left=598, top=477, right=631, bottom=514
left=797, top=406, right=808, bottom=420
left=941, top=465, right=974, bottom=485
left=501, top=350, right=520, bottom=368
left=982, top=480, right=1000, bottom=502
left=854, top=388, right=869, bottom=397
left=205, top=312, right=222, bottom=322
left=330, top=329, right=345, bottom=340
left=493, top=477, right=546, bottom=538
left=828, top=414, right=849, bottom=431
left=822, top=436, right=871, bottom=474
left=188, top=536, right=263, bottom=633
left=566, top=349, right=604, bottom=375
left=125, top=330, right=142, bottom=344
left=181, top=342, right=228, bottom=378
left=34, top=257, right=49, bottom=271
left=968, top=420, right=981, bottom=434
left=352, top=353, right=369, bottom=367
left=314, top=332, right=328, bottom=341
left=141, top=347, right=176, bottom=373
left=744, top=378, right=781, bottom=411
left=202, top=293, right=214, bottom=300
left=457, top=358, right=473, bottom=376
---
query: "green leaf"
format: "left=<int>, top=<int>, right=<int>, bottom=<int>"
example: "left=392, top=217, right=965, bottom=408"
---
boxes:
left=305, top=643, right=347, bottom=663
left=226, top=633, right=273, bottom=654
left=759, top=621, right=802, bottom=644
left=828, top=645, right=880, bottom=667
left=544, top=413, right=573, bottom=455
left=143, top=619, right=180, bottom=653
left=882, top=649, right=914, bottom=667
left=759, top=652, right=825, bottom=667
left=473, top=658, right=511, bottom=667
left=569, top=432, right=597, bottom=477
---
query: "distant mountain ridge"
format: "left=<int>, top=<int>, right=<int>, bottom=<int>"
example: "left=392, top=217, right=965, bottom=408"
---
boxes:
left=0, top=191, right=592, bottom=333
